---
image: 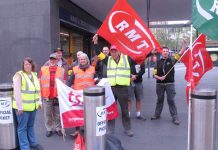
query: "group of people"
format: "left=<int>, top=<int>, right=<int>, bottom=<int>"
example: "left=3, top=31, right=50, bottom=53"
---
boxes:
left=12, top=48, right=88, bottom=150
left=92, top=34, right=187, bottom=137
left=12, top=34, right=187, bottom=150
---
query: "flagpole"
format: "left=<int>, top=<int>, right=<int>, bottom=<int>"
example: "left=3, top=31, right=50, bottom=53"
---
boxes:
left=163, top=50, right=189, bottom=77
left=146, top=0, right=151, bottom=78
left=187, top=24, right=193, bottom=150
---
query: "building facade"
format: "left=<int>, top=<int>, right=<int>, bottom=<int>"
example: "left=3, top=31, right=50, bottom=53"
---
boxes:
left=0, top=0, right=102, bottom=83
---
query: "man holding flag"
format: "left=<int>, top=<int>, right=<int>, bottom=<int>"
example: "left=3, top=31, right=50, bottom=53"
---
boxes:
left=92, top=34, right=134, bottom=137
left=151, top=45, right=187, bottom=125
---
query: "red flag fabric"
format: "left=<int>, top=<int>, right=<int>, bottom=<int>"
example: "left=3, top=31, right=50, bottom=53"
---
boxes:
left=181, top=34, right=213, bottom=101
left=97, top=0, right=161, bottom=64
left=73, top=133, right=85, bottom=150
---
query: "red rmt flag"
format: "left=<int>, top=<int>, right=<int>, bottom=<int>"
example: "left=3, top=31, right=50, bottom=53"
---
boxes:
left=97, top=0, right=161, bottom=64
left=181, top=34, right=213, bottom=101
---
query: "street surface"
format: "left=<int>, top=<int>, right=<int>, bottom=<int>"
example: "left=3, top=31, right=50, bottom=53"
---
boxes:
left=34, top=64, right=218, bottom=150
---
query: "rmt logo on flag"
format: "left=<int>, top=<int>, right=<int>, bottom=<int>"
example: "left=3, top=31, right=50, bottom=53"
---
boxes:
left=97, top=0, right=160, bottom=64
left=108, top=11, right=154, bottom=54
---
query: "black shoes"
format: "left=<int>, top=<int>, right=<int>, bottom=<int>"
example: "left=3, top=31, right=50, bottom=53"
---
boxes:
left=30, top=144, right=44, bottom=150
left=172, top=118, right=180, bottom=125
left=46, top=131, right=52, bottom=137
left=56, top=130, right=63, bottom=136
left=150, top=115, right=160, bottom=120
left=136, top=115, right=147, bottom=121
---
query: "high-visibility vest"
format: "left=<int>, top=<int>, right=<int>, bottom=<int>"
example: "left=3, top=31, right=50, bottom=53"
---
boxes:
left=107, top=54, right=130, bottom=86
left=73, top=66, right=95, bottom=90
left=12, top=71, right=40, bottom=111
left=40, top=66, right=65, bottom=98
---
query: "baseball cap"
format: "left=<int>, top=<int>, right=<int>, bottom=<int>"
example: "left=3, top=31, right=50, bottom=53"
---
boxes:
left=110, top=45, right=117, bottom=51
left=49, top=53, right=57, bottom=59
left=53, top=47, right=63, bottom=52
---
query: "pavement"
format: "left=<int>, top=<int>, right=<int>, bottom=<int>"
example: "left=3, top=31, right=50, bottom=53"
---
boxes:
left=33, top=64, right=218, bottom=150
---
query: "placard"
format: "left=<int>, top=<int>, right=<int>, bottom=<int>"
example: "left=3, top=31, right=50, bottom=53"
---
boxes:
left=0, top=97, right=13, bottom=124
left=96, top=106, right=106, bottom=136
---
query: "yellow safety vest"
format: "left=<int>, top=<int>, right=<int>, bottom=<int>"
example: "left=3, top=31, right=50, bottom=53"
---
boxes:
left=13, top=71, right=40, bottom=111
left=107, top=54, right=130, bottom=86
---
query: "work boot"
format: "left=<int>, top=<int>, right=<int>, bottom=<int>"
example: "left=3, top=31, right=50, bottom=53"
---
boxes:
left=56, top=130, right=63, bottom=136
left=107, top=129, right=114, bottom=134
left=46, top=131, right=52, bottom=137
left=30, top=144, right=44, bottom=150
left=150, top=115, right=160, bottom=120
left=172, top=117, right=180, bottom=125
left=124, top=130, right=134, bottom=137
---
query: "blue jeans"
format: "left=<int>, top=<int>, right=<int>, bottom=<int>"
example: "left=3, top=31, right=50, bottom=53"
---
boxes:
left=16, top=110, right=37, bottom=150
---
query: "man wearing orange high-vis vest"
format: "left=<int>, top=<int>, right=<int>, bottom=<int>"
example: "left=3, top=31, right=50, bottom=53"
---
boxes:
left=39, top=53, right=66, bottom=137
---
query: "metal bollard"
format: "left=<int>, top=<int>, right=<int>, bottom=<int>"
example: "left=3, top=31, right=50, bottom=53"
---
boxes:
left=190, top=89, right=217, bottom=150
left=0, top=83, right=18, bottom=150
left=84, top=86, right=106, bottom=150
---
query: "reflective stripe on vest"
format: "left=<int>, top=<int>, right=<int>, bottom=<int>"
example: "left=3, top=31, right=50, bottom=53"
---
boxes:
left=40, top=66, right=65, bottom=98
left=73, top=66, right=95, bottom=90
left=12, top=71, right=40, bottom=111
left=107, top=54, right=130, bottom=86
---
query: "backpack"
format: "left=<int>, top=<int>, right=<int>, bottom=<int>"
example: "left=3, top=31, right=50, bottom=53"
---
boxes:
left=106, top=134, right=124, bottom=150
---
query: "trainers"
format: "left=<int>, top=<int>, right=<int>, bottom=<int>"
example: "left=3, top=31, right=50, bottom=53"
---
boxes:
left=124, top=130, right=134, bottom=137
left=172, top=118, right=180, bottom=125
left=136, top=115, right=147, bottom=121
left=46, top=131, right=52, bottom=137
left=56, top=130, right=63, bottom=136
left=30, top=144, right=44, bottom=150
left=150, top=115, right=160, bottom=120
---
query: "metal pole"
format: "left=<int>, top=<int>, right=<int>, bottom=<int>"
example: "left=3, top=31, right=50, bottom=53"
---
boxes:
left=84, top=86, right=106, bottom=150
left=187, top=24, right=193, bottom=150
left=190, top=89, right=217, bottom=150
left=0, top=83, right=17, bottom=149
left=146, top=0, right=151, bottom=78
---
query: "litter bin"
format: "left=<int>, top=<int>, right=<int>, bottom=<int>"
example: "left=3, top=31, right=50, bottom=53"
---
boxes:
left=0, top=83, right=18, bottom=150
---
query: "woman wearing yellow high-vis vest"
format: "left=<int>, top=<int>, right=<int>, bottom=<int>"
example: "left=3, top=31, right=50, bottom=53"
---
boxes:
left=93, top=34, right=134, bottom=137
left=13, top=57, right=43, bottom=150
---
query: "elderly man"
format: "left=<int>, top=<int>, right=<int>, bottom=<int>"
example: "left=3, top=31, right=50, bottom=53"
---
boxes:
left=39, top=53, right=66, bottom=137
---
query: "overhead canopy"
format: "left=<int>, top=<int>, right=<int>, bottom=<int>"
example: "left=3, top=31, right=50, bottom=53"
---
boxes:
left=71, top=0, right=191, bottom=25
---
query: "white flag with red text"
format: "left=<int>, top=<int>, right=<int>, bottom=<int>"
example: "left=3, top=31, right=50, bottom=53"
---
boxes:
left=97, top=0, right=161, bottom=64
left=56, top=79, right=118, bottom=128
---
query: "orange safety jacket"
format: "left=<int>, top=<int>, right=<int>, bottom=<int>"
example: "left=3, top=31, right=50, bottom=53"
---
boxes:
left=40, top=66, right=65, bottom=98
left=73, top=66, right=95, bottom=90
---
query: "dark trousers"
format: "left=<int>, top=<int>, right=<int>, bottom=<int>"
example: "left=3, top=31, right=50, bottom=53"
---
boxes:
left=154, top=83, right=178, bottom=119
left=108, top=86, right=131, bottom=132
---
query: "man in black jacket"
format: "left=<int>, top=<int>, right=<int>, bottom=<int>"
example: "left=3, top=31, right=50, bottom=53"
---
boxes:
left=151, top=47, right=181, bottom=125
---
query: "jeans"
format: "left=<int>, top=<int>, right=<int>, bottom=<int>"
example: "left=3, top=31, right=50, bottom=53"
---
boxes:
left=16, top=110, right=37, bottom=150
